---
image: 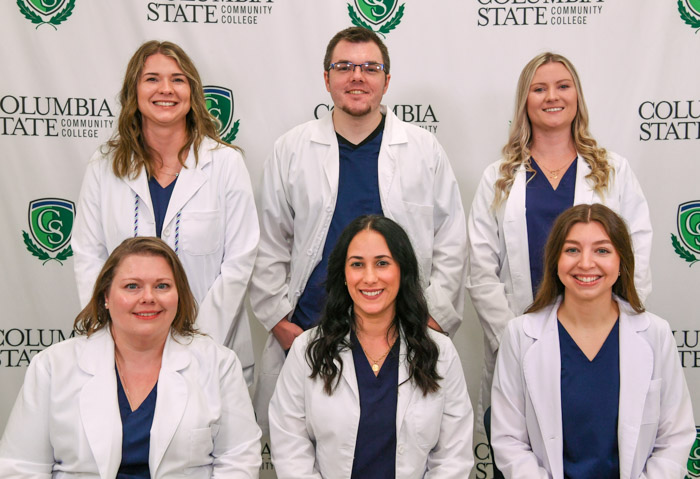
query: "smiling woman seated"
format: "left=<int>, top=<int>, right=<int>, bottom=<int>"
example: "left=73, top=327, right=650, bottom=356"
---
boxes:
left=0, top=237, right=261, bottom=478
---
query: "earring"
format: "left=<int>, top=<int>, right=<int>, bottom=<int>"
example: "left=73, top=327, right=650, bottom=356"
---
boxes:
left=104, top=302, right=108, bottom=309
left=344, top=280, right=347, bottom=285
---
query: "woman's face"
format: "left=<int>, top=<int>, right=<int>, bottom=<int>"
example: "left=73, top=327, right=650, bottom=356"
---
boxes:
left=105, top=254, right=178, bottom=346
left=557, top=221, right=620, bottom=303
left=526, top=62, right=578, bottom=136
left=136, top=53, right=191, bottom=132
left=345, top=229, right=401, bottom=324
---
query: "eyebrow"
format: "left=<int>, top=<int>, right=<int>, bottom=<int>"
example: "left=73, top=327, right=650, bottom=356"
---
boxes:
left=563, top=239, right=613, bottom=246
left=347, top=254, right=392, bottom=260
left=141, top=72, right=187, bottom=77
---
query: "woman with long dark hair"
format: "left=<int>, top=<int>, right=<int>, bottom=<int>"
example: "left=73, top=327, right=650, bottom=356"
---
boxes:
left=269, top=215, right=473, bottom=478
left=491, top=204, right=694, bottom=478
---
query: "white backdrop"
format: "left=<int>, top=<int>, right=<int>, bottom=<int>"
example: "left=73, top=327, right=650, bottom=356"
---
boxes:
left=1, top=1, right=699, bottom=478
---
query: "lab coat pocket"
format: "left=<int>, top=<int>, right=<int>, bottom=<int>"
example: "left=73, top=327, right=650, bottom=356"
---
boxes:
left=187, top=427, right=215, bottom=469
left=406, top=394, right=444, bottom=450
left=179, top=210, right=223, bottom=255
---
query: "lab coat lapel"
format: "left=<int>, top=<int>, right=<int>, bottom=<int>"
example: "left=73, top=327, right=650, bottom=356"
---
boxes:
left=164, top=145, right=208, bottom=230
left=339, top=339, right=359, bottom=400
left=149, top=334, right=191, bottom=475
left=504, top=165, right=532, bottom=309
left=395, top=336, right=413, bottom=434
left=123, top=162, right=155, bottom=231
left=617, top=304, right=652, bottom=479
left=377, top=107, right=401, bottom=219
left=522, top=302, right=564, bottom=478
left=572, top=155, right=596, bottom=205
left=313, top=111, right=339, bottom=195
left=78, top=329, right=122, bottom=479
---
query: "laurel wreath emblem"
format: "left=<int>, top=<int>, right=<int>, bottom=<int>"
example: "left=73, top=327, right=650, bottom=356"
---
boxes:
left=671, top=233, right=699, bottom=267
left=678, top=0, right=700, bottom=33
left=22, top=231, right=74, bottom=265
left=16, top=0, right=76, bottom=30
left=348, top=3, right=405, bottom=38
left=222, top=119, right=240, bottom=144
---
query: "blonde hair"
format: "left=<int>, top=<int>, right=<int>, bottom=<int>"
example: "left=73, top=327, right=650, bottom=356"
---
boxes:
left=493, top=52, right=611, bottom=209
left=106, top=40, right=235, bottom=180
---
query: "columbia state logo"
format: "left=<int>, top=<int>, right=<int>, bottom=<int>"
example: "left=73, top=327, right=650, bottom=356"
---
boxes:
left=671, top=201, right=700, bottom=267
left=204, top=85, right=240, bottom=143
left=348, top=0, right=405, bottom=37
left=688, top=427, right=700, bottom=478
left=16, top=0, right=76, bottom=29
left=678, top=0, right=700, bottom=32
left=22, top=198, right=75, bottom=265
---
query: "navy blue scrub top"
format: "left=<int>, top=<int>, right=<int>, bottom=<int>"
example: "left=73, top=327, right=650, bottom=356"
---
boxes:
left=526, top=159, right=576, bottom=297
left=559, top=320, right=620, bottom=479
left=291, top=116, right=385, bottom=331
left=350, top=330, right=399, bottom=478
left=116, top=366, right=157, bottom=479
left=148, top=175, right=177, bottom=238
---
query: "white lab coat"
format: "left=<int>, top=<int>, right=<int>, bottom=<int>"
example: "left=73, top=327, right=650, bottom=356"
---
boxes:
left=250, top=106, right=467, bottom=431
left=72, top=137, right=259, bottom=385
left=269, top=328, right=474, bottom=479
left=491, top=297, right=695, bottom=479
left=466, top=153, right=652, bottom=415
left=0, top=328, right=262, bottom=478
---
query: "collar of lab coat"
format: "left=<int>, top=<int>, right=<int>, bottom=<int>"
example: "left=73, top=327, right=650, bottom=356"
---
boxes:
left=121, top=138, right=216, bottom=231
left=77, top=328, right=193, bottom=478
left=337, top=328, right=414, bottom=437
left=311, top=105, right=407, bottom=221
left=521, top=295, right=652, bottom=479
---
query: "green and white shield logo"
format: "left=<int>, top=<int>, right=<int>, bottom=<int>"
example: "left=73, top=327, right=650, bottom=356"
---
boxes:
left=26, top=0, right=67, bottom=16
left=17, top=0, right=76, bottom=29
left=671, top=200, right=700, bottom=267
left=22, top=198, right=75, bottom=265
left=348, top=0, right=405, bottom=36
left=204, top=85, right=240, bottom=143
left=354, top=0, right=397, bottom=25
left=679, top=0, right=700, bottom=32
left=688, top=427, right=700, bottom=479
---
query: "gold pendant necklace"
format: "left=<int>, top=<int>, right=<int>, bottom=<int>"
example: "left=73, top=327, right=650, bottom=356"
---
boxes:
left=533, top=156, right=576, bottom=180
left=361, top=341, right=395, bottom=373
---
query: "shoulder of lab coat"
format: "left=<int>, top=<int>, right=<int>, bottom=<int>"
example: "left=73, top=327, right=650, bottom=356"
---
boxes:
left=0, top=329, right=261, bottom=479
left=492, top=297, right=694, bottom=479
left=269, top=327, right=473, bottom=479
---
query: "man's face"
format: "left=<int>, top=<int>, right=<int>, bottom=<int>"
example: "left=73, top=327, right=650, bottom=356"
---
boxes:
left=324, top=40, right=390, bottom=119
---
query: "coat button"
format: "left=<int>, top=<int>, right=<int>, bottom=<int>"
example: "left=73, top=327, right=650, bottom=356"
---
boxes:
left=307, top=249, right=313, bottom=256
left=163, top=228, right=170, bottom=236
left=397, top=445, right=404, bottom=455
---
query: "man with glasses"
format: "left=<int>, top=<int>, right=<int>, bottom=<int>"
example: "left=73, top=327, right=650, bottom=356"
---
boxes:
left=250, top=26, right=467, bottom=432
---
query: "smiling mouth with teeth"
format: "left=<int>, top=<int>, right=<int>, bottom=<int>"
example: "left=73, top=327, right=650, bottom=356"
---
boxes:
left=154, top=101, right=176, bottom=106
left=574, top=276, right=600, bottom=283
left=361, top=290, right=382, bottom=297
left=544, top=107, right=563, bottom=112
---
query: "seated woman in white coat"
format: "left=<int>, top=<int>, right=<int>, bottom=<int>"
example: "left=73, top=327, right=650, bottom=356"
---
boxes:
left=466, top=52, right=652, bottom=429
left=0, top=237, right=262, bottom=478
left=491, top=204, right=695, bottom=479
left=269, top=215, right=474, bottom=478
left=72, top=40, right=259, bottom=385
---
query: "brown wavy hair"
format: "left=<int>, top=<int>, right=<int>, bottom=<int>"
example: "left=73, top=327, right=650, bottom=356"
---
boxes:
left=527, top=204, right=644, bottom=314
left=74, top=237, right=199, bottom=337
left=106, top=40, right=233, bottom=180
left=493, top=52, right=611, bottom=209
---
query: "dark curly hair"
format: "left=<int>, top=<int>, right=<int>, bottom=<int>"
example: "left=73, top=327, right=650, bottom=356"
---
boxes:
left=306, top=215, right=441, bottom=395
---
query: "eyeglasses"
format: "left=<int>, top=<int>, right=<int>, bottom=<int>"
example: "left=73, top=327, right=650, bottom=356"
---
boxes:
left=328, top=62, right=385, bottom=74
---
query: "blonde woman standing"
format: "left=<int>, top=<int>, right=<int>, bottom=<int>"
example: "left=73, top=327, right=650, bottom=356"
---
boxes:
left=466, top=52, right=652, bottom=436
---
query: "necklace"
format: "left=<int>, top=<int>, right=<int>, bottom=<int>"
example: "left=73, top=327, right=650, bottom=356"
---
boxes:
left=533, top=156, right=576, bottom=180
left=359, top=339, right=395, bottom=373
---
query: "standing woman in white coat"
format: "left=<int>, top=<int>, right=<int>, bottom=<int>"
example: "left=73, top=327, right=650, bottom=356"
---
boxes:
left=0, top=237, right=262, bottom=478
left=72, top=41, right=259, bottom=384
left=491, top=204, right=694, bottom=479
left=269, top=215, right=473, bottom=478
left=466, top=52, right=653, bottom=433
